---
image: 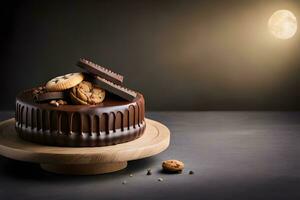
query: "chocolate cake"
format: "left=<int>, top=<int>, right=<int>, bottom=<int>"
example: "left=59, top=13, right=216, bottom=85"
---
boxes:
left=15, top=59, right=146, bottom=147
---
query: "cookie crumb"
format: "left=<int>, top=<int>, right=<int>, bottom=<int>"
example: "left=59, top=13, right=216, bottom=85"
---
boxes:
left=122, top=180, right=127, bottom=185
left=57, top=99, right=67, bottom=105
left=49, top=100, right=59, bottom=107
left=33, top=89, right=40, bottom=95
left=158, top=177, right=163, bottom=182
left=189, top=171, right=194, bottom=175
left=129, top=174, right=133, bottom=177
left=146, top=169, right=152, bottom=175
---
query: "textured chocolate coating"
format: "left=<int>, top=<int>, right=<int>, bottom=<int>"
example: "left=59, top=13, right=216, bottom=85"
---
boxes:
left=77, top=58, right=124, bottom=84
left=15, top=89, right=145, bottom=147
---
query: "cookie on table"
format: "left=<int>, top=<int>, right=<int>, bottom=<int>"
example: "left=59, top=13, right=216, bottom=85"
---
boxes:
left=46, top=72, right=84, bottom=92
left=162, top=160, right=184, bottom=172
left=70, top=81, right=105, bottom=105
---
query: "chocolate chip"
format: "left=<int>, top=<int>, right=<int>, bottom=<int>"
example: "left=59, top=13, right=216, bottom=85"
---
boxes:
left=189, top=170, right=194, bottom=175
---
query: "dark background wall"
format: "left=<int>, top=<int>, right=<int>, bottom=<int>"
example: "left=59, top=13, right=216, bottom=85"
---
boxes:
left=1, top=0, right=300, bottom=111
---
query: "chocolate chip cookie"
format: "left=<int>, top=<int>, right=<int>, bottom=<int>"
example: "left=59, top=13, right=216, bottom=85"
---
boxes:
left=70, top=81, right=105, bottom=105
left=162, top=160, right=184, bottom=172
left=46, top=72, right=84, bottom=92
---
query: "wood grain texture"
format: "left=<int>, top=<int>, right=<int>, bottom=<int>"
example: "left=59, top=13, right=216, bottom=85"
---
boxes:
left=0, top=118, right=170, bottom=174
left=40, top=162, right=128, bottom=175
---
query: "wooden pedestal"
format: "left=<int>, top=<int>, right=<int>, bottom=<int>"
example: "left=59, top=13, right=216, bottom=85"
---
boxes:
left=0, top=118, right=170, bottom=175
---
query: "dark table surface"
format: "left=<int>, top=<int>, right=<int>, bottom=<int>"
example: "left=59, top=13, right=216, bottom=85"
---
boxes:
left=0, top=111, right=300, bottom=200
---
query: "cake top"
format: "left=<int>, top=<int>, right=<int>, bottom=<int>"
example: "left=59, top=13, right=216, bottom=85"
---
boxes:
left=30, top=59, right=139, bottom=108
left=17, top=88, right=143, bottom=113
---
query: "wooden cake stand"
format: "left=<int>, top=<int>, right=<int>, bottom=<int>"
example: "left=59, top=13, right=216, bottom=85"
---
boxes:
left=0, top=118, right=170, bottom=175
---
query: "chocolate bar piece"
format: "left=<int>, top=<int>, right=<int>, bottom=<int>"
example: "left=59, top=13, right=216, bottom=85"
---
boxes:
left=34, top=92, right=66, bottom=102
left=77, top=58, right=124, bottom=84
left=33, top=87, right=66, bottom=102
left=89, top=75, right=137, bottom=101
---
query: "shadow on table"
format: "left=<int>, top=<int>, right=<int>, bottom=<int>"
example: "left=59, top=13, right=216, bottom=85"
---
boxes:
left=0, top=156, right=158, bottom=182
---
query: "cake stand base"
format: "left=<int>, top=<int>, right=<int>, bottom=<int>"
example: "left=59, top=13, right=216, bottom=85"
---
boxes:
left=41, top=162, right=128, bottom=175
left=0, top=118, right=170, bottom=175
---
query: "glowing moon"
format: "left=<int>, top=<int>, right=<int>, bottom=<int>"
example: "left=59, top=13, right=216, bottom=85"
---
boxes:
left=268, top=10, right=297, bottom=39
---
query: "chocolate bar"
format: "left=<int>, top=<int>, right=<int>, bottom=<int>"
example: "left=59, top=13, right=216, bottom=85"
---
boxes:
left=34, top=91, right=66, bottom=102
left=77, top=58, right=124, bottom=84
left=88, top=75, right=137, bottom=101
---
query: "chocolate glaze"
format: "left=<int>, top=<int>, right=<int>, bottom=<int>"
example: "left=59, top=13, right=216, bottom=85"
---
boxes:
left=15, top=89, right=145, bottom=147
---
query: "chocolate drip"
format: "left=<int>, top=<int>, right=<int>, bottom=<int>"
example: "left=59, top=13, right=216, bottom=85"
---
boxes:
left=42, top=110, right=46, bottom=131
left=103, top=113, right=109, bottom=134
left=126, top=109, right=130, bottom=130
left=89, top=115, right=93, bottom=136
left=92, top=115, right=99, bottom=135
left=36, top=108, right=41, bottom=130
left=129, top=105, right=136, bottom=129
left=49, top=111, right=53, bottom=132
left=47, top=110, right=51, bottom=132
left=96, top=115, right=100, bottom=135
left=25, top=106, right=28, bottom=128
left=58, top=112, right=62, bottom=134
left=15, top=103, right=18, bottom=125
left=121, top=112, right=124, bottom=131
left=71, top=113, right=79, bottom=134
left=68, top=113, right=73, bottom=134
left=137, top=102, right=140, bottom=127
left=111, top=113, right=114, bottom=133
left=116, top=112, right=123, bottom=132
left=16, top=103, right=22, bottom=126
left=80, top=113, right=84, bottom=135
left=30, top=107, right=34, bottom=130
